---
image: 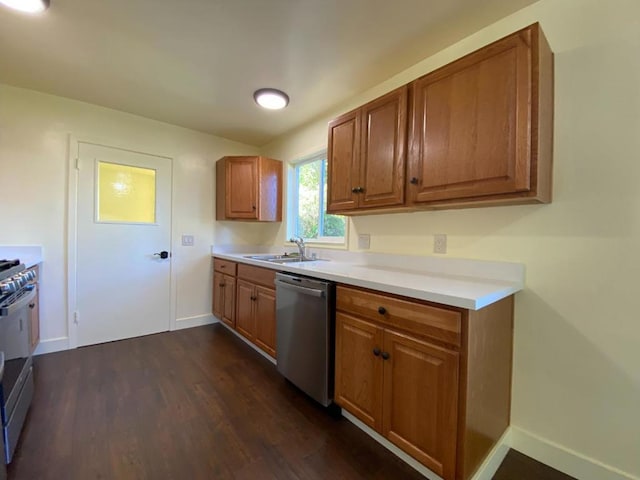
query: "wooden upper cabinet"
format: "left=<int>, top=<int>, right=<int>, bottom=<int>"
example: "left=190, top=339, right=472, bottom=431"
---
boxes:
left=327, top=110, right=360, bottom=212
left=216, top=156, right=283, bottom=221
left=327, top=86, right=408, bottom=213
left=407, top=23, right=553, bottom=207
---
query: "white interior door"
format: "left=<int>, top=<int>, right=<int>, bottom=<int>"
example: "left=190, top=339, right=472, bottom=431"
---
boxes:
left=76, top=142, right=172, bottom=347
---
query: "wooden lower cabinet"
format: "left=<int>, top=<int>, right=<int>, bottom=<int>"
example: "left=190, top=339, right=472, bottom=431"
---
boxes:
left=213, top=271, right=236, bottom=327
left=382, top=329, right=459, bottom=479
left=335, top=313, right=458, bottom=479
left=234, top=266, right=277, bottom=358
left=235, top=279, right=255, bottom=338
left=335, top=313, right=384, bottom=430
left=213, top=258, right=277, bottom=358
left=335, top=284, right=513, bottom=480
left=254, top=286, right=276, bottom=357
left=28, top=277, right=40, bottom=352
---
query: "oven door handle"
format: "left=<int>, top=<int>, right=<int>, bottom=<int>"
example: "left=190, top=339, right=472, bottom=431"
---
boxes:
left=0, top=286, right=37, bottom=317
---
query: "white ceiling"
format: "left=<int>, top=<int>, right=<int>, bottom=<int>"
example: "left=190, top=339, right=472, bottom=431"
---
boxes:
left=0, top=0, right=538, bottom=146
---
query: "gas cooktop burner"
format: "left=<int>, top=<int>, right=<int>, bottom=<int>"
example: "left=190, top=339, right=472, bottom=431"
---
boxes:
left=0, top=261, right=27, bottom=288
left=0, top=259, right=20, bottom=272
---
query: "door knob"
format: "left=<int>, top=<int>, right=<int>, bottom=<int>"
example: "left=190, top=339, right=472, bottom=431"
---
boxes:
left=381, top=352, right=390, bottom=360
left=154, top=251, right=170, bottom=259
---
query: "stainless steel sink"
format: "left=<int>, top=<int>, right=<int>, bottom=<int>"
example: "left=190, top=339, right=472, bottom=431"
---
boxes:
left=243, top=254, right=321, bottom=264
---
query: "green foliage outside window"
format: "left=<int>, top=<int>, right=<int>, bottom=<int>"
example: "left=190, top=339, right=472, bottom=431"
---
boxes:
left=295, top=157, right=345, bottom=240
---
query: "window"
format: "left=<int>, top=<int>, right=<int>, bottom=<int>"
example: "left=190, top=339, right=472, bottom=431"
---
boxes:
left=96, top=161, right=156, bottom=224
left=289, top=152, right=346, bottom=243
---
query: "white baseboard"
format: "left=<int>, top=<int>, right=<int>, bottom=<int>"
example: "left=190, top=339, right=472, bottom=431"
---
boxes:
left=216, top=321, right=276, bottom=365
left=174, top=313, right=217, bottom=330
left=33, top=336, right=69, bottom=355
left=470, top=428, right=512, bottom=480
left=342, top=411, right=511, bottom=480
left=510, top=426, right=639, bottom=480
left=341, top=410, right=444, bottom=480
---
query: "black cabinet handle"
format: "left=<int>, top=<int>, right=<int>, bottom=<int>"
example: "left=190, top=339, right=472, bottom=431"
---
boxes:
left=377, top=306, right=386, bottom=315
left=29, top=303, right=35, bottom=309
left=410, top=177, right=419, bottom=185
left=381, top=352, right=390, bottom=360
left=358, top=187, right=365, bottom=193
left=351, top=187, right=358, bottom=193
left=218, top=283, right=225, bottom=287
left=373, top=347, right=381, bottom=356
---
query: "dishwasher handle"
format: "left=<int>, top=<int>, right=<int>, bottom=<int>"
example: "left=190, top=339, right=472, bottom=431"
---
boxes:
left=275, top=279, right=325, bottom=298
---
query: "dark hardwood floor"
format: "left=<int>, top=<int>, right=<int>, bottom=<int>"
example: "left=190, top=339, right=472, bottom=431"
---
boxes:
left=493, top=450, right=576, bottom=480
left=9, top=324, right=425, bottom=479
left=9, top=323, right=575, bottom=480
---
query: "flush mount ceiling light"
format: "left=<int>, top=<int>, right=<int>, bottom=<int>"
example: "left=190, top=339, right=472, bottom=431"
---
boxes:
left=253, top=88, right=289, bottom=110
left=0, top=0, right=49, bottom=13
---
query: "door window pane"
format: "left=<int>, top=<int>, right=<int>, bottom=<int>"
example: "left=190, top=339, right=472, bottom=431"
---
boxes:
left=97, top=161, right=156, bottom=223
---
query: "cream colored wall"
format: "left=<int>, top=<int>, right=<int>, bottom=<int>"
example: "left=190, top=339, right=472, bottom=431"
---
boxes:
left=0, top=84, right=258, bottom=343
left=262, top=0, right=640, bottom=477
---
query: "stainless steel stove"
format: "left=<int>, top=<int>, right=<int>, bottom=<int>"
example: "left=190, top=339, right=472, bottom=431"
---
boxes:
left=0, top=259, right=36, bottom=465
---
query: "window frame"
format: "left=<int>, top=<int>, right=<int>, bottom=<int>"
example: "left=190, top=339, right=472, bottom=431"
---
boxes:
left=287, top=150, right=347, bottom=247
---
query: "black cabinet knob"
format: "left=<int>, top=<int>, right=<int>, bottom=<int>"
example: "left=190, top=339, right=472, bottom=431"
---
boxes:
left=410, top=177, right=419, bottom=185
left=373, top=347, right=381, bottom=356
left=377, top=306, right=386, bottom=315
left=381, top=352, right=390, bottom=360
left=218, top=283, right=225, bottom=287
left=351, top=187, right=359, bottom=193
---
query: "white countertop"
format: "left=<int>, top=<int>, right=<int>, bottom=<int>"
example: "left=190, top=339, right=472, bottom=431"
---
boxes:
left=212, top=251, right=524, bottom=310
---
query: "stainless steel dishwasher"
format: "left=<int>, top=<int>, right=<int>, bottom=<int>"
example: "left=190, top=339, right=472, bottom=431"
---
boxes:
left=275, top=272, right=335, bottom=407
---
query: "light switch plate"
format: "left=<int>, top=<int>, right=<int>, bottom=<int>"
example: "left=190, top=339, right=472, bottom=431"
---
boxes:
left=358, top=234, right=371, bottom=250
left=182, top=235, right=194, bottom=246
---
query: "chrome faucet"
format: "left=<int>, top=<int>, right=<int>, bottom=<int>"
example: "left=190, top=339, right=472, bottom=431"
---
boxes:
left=289, top=236, right=306, bottom=259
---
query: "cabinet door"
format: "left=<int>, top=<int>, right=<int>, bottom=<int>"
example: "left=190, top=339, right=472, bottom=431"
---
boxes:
left=222, top=276, right=236, bottom=328
left=382, top=329, right=459, bottom=479
left=212, top=271, right=224, bottom=319
left=359, top=86, right=407, bottom=208
left=334, top=312, right=384, bottom=430
left=29, top=282, right=40, bottom=351
left=327, top=110, right=360, bottom=212
left=235, top=280, right=256, bottom=340
left=254, top=286, right=276, bottom=358
left=408, top=28, right=532, bottom=204
left=226, top=157, right=258, bottom=219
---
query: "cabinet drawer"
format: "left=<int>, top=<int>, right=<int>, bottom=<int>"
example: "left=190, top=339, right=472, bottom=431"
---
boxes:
left=336, top=285, right=461, bottom=347
left=213, top=258, right=237, bottom=275
left=237, top=263, right=276, bottom=288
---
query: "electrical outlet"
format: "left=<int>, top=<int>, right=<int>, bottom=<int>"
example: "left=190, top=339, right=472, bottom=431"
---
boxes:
left=181, top=235, right=194, bottom=246
left=358, top=234, right=371, bottom=250
left=433, top=234, right=447, bottom=254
